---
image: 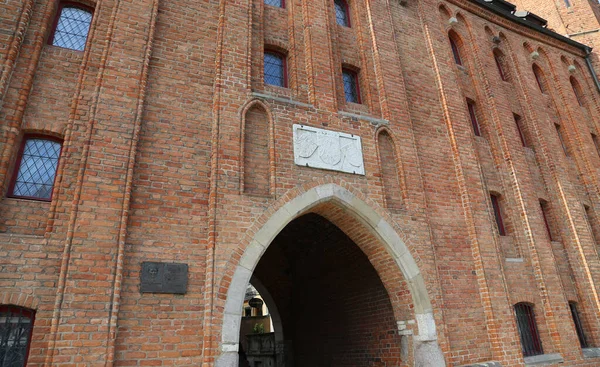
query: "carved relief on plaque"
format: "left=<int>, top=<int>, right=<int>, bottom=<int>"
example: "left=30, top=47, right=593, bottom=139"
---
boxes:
left=140, top=262, right=188, bottom=294
left=293, top=124, right=365, bottom=175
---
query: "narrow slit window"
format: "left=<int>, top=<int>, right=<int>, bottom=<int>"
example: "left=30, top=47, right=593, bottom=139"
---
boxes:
left=555, top=124, right=569, bottom=156
left=264, top=51, right=287, bottom=87
left=569, top=302, right=589, bottom=348
left=584, top=205, right=600, bottom=249
left=449, top=36, right=462, bottom=66
left=491, top=194, right=506, bottom=236
left=592, top=134, right=600, bottom=157
left=514, top=114, right=527, bottom=147
left=570, top=77, right=585, bottom=107
left=9, top=136, right=62, bottom=201
left=514, top=303, right=544, bottom=357
left=467, top=99, right=481, bottom=136
left=494, top=53, right=506, bottom=81
left=342, top=68, right=360, bottom=103
left=532, top=65, right=547, bottom=94
left=0, top=305, right=35, bottom=367
left=49, top=3, right=93, bottom=51
left=539, top=200, right=554, bottom=242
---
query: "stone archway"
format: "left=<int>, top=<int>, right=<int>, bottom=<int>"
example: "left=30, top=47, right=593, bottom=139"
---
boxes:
left=217, top=184, right=445, bottom=367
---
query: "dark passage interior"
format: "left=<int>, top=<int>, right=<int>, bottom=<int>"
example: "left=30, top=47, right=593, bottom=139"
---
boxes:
left=240, top=213, right=403, bottom=367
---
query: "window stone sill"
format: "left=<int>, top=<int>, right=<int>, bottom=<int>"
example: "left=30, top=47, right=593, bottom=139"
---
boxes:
left=524, top=353, right=563, bottom=366
left=583, top=347, right=600, bottom=358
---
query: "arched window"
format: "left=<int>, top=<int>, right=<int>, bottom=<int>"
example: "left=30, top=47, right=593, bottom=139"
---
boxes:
left=0, top=305, right=35, bottom=367
left=334, top=0, right=350, bottom=27
left=493, top=50, right=507, bottom=81
left=342, top=68, right=360, bottom=103
left=569, top=302, right=589, bottom=348
left=570, top=77, right=585, bottom=107
left=514, top=303, right=543, bottom=357
left=264, top=0, right=284, bottom=8
left=448, top=34, right=463, bottom=66
left=264, top=51, right=287, bottom=87
left=49, top=3, right=93, bottom=51
left=8, top=136, right=62, bottom=201
left=532, top=64, right=547, bottom=94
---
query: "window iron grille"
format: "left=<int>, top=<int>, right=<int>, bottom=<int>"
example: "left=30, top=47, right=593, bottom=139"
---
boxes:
left=0, top=306, right=35, bottom=367
left=514, top=303, right=543, bottom=357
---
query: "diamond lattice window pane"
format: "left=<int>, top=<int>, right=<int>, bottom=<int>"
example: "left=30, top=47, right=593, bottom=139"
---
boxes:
left=264, top=0, right=283, bottom=7
left=264, top=53, right=285, bottom=87
left=12, top=139, right=61, bottom=200
left=343, top=70, right=359, bottom=103
left=52, top=6, right=93, bottom=51
left=335, top=0, right=348, bottom=26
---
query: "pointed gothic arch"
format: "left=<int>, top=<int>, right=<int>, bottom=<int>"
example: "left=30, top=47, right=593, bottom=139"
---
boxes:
left=217, top=183, right=445, bottom=367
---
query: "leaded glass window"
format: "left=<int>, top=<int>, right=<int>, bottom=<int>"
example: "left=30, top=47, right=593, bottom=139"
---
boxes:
left=335, top=0, right=349, bottom=27
left=342, top=69, right=360, bottom=103
left=50, top=4, right=93, bottom=51
left=10, top=137, right=62, bottom=201
left=264, top=0, right=284, bottom=8
left=264, top=52, right=287, bottom=87
left=0, top=306, right=35, bottom=367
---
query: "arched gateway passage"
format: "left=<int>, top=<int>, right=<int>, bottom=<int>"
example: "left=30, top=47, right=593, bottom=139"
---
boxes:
left=218, top=184, right=445, bottom=367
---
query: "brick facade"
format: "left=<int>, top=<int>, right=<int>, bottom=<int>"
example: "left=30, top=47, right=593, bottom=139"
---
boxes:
left=2, top=0, right=600, bottom=365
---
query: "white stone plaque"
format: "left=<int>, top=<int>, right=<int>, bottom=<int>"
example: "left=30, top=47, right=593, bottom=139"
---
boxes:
left=293, top=124, right=365, bottom=175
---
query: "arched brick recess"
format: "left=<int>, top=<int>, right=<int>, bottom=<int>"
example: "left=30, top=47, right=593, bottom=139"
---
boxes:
left=376, top=128, right=404, bottom=208
left=216, top=183, right=445, bottom=367
left=240, top=100, right=273, bottom=196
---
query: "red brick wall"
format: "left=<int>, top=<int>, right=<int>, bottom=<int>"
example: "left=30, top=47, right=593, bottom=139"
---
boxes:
left=2, top=0, right=600, bottom=365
